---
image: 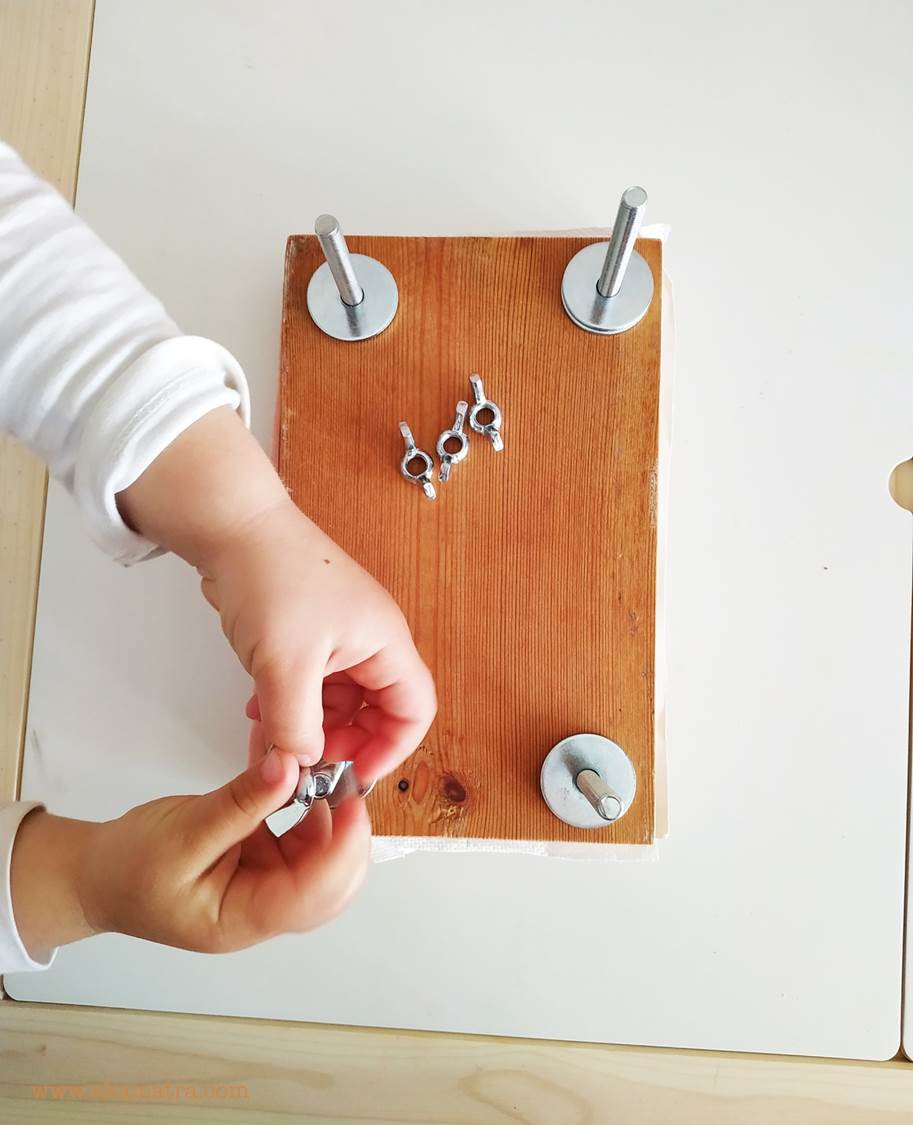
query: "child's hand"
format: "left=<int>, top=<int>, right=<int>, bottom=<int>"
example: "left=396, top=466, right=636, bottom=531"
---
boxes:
left=87, top=738, right=370, bottom=952
left=11, top=737, right=370, bottom=959
left=199, top=498, right=436, bottom=780
left=117, top=407, right=437, bottom=780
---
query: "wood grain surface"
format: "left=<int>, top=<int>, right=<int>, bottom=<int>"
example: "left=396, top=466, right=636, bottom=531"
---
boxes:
left=0, top=0, right=94, bottom=802
left=279, top=235, right=661, bottom=843
left=3, top=0, right=911, bottom=1104
left=4, top=1003, right=913, bottom=1125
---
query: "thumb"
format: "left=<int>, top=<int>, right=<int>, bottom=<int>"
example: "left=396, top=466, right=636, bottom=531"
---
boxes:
left=189, top=746, right=299, bottom=861
left=253, top=655, right=326, bottom=766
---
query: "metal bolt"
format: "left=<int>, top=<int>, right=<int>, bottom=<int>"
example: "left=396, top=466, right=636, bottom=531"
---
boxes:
left=307, top=214, right=399, bottom=342
left=560, top=186, right=654, bottom=335
left=575, top=768, right=623, bottom=822
left=314, top=214, right=364, bottom=307
left=597, top=186, right=648, bottom=298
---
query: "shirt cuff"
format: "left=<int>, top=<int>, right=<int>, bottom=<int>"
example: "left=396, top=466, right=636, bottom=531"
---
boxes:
left=0, top=801, right=57, bottom=973
left=73, top=335, right=251, bottom=565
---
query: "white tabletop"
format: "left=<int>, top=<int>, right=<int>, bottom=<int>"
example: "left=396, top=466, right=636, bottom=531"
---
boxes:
left=8, top=0, right=913, bottom=1059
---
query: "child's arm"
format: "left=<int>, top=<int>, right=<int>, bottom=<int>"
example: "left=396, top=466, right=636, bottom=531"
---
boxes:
left=8, top=734, right=370, bottom=963
left=117, top=404, right=436, bottom=779
left=0, top=139, right=436, bottom=775
left=0, top=141, right=248, bottom=565
left=0, top=141, right=436, bottom=972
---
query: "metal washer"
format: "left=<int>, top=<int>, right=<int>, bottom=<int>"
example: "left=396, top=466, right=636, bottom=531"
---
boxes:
left=539, top=733, right=637, bottom=828
left=561, top=243, right=654, bottom=335
left=307, top=254, right=398, bottom=342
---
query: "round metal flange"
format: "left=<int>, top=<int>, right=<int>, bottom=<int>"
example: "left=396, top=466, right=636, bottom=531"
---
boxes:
left=539, top=733, right=637, bottom=828
left=307, top=254, right=398, bottom=341
left=561, top=243, right=654, bottom=335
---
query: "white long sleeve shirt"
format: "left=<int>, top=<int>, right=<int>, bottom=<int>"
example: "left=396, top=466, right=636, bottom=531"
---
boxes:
left=0, top=142, right=251, bottom=972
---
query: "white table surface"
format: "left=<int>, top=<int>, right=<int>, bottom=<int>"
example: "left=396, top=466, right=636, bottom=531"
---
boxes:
left=8, top=0, right=913, bottom=1060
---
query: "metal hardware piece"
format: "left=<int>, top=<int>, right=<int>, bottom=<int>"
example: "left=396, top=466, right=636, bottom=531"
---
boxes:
left=561, top=186, right=654, bottom=335
left=399, top=422, right=436, bottom=500
left=263, top=763, right=316, bottom=837
left=294, top=767, right=319, bottom=809
left=315, top=213, right=364, bottom=306
left=575, top=768, right=623, bottom=822
left=436, top=401, right=470, bottom=482
left=320, top=762, right=376, bottom=808
left=307, top=214, right=398, bottom=341
left=468, top=374, right=504, bottom=451
left=266, top=758, right=375, bottom=837
left=539, top=733, right=636, bottom=828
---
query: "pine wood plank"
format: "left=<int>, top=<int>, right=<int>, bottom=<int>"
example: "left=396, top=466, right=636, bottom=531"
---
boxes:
left=2, top=1003, right=912, bottom=1123
left=0, top=0, right=94, bottom=802
left=279, top=234, right=661, bottom=843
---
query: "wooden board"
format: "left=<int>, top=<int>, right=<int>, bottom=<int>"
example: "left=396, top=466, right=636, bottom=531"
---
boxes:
left=0, top=0, right=94, bottom=801
left=4, top=1004, right=913, bottom=1124
left=278, top=234, right=661, bottom=843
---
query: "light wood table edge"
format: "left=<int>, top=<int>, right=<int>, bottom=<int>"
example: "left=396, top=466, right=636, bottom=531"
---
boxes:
left=0, top=3, right=910, bottom=1120
left=0, top=0, right=94, bottom=801
left=1, top=1001, right=913, bottom=1123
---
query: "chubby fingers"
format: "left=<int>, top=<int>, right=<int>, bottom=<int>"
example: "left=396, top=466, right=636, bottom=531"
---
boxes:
left=247, top=712, right=267, bottom=768
left=251, top=651, right=327, bottom=766
left=245, top=677, right=364, bottom=767
left=281, top=795, right=371, bottom=921
left=321, top=674, right=365, bottom=731
left=187, top=743, right=300, bottom=865
left=223, top=789, right=372, bottom=941
left=323, top=642, right=437, bottom=783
